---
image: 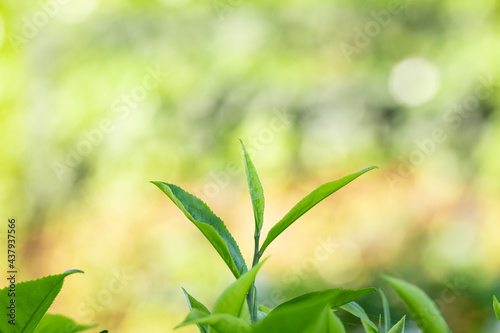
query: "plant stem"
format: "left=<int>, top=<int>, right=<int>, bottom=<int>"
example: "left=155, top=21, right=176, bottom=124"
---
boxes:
left=247, top=232, right=260, bottom=324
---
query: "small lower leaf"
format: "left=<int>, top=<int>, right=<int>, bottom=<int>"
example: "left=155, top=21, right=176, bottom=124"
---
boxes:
left=0, top=270, right=83, bottom=333
left=212, top=259, right=267, bottom=319
left=388, top=316, right=405, bottom=333
left=341, top=302, right=378, bottom=333
left=254, top=288, right=375, bottom=333
left=175, top=309, right=251, bottom=333
left=381, top=274, right=451, bottom=333
left=182, top=288, right=210, bottom=333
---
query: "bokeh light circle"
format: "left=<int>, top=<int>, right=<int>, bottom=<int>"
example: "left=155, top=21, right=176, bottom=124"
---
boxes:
left=389, top=57, right=441, bottom=107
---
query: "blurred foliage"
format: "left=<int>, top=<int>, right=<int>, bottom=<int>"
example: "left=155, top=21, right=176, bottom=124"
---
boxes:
left=1, top=0, right=500, bottom=332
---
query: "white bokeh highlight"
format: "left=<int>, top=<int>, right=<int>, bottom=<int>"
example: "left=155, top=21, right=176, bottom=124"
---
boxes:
left=389, top=57, right=441, bottom=107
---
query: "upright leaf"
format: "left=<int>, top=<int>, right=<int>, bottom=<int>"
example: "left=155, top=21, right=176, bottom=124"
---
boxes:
left=494, top=296, right=500, bottom=322
left=381, top=275, right=451, bottom=333
left=253, top=288, right=375, bottom=333
left=259, top=166, right=377, bottom=254
left=152, top=181, right=247, bottom=278
left=0, top=270, right=83, bottom=333
left=212, top=259, right=267, bottom=319
left=34, top=314, right=95, bottom=333
left=240, top=140, right=265, bottom=235
left=379, top=289, right=391, bottom=333
left=387, top=316, right=405, bottom=333
left=175, top=309, right=251, bottom=333
left=340, top=302, right=378, bottom=333
left=182, top=288, right=210, bottom=333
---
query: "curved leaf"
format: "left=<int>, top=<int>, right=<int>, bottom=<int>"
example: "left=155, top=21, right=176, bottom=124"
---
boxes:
left=340, top=302, right=378, bottom=333
left=494, top=296, right=500, bottom=322
left=240, top=140, right=265, bottom=236
left=34, top=314, right=96, bottom=333
left=175, top=309, right=251, bottom=333
left=259, top=166, right=377, bottom=254
left=328, top=311, right=346, bottom=333
left=253, top=288, right=375, bottom=333
left=379, top=289, right=391, bottom=333
left=0, top=270, right=83, bottom=333
left=182, top=288, right=210, bottom=333
left=152, top=181, right=247, bottom=278
left=381, top=275, right=451, bottom=333
left=213, top=259, right=267, bottom=319
left=388, top=316, right=406, bottom=333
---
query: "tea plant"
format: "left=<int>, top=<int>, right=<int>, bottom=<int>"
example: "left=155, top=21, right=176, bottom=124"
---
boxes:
left=153, top=141, right=500, bottom=332
left=153, top=141, right=382, bottom=332
left=0, top=269, right=108, bottom=333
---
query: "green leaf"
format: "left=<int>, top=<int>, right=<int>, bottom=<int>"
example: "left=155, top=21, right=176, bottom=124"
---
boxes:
left=182, top=288, right=210, bottom=333
left=0, top=270, right=83, bottom=333
left=253, top=288, right=375, bottom=333
left=340, top=302, right=378, bottom=333
left=256, top=310, right=268, bottom=322
left=381, top=275, right=451, bottom=333
left=257, top=305, right=271, bottom=314
left=212, top=259, right=267, bottom=319
left=494, top=296, right=500, bottom=322
left=308, top=307, right=330, bottom=333
left=152, top=181, right=247, bottom=278
left=175, top=309, right=251, bottom=333
left=34, top=314, right=95, bottom=333
left=327, top=311, right=346, bottom=333
left=379, top=289, right=391, bottom=333
left=259, top=166, right=377, bottom=254
left=256, top=305, right=271, bottom=322
left=387, top=316, right=405, bottom=333
left=240, top=140, right=265, bottom=236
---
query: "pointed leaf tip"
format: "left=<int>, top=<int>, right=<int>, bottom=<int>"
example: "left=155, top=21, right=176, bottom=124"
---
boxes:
left=381, top=274, right=450, bottom=333
left=260, top=166, right=376, bottom=254
left=494, top=296, right=500, bottom=322
left=153, top=181, right=247, bottom=278
left=213, top=258, right=268, bottom=317
left=0, top=271, right=86, bottom=333
left=240, top=140, right=265, bottom=235
left=387, top=316, right=406, bottom=333
left=64, top=269, right=84, bottom=274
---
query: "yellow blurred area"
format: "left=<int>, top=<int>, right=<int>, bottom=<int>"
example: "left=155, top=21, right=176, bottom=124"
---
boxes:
left=1, top=0, right=500, bottom=332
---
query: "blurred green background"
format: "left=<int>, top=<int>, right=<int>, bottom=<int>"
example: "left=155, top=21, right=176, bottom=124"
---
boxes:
left=1, top=0, right=500, bottom=331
